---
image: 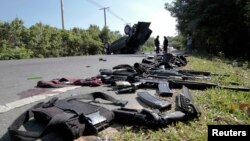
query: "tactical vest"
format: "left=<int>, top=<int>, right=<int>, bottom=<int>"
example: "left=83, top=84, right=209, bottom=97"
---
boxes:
left=8, top=92, right=127, bottom=141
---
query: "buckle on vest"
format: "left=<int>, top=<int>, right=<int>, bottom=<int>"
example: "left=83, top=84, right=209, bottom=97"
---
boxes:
left=85, top=111, right=107, bottom=127
left=114, top=100, right=128, bottom=107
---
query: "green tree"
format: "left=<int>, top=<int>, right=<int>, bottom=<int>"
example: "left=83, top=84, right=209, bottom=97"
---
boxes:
left=99, top=26, right=110, bottom=43
left=166, top=0, right=250, bottom=58
left=0, top=19, right=122, bottom=60
left=87, top=25, right=101, bottom=41
left=168, top=35, right=185, bottom=50
left=49, top=27, right=63, bottom=57
left=109, top=30, right=122, bottom=43
left=0, top=19, right=33, bottom=60
left=143, top=37, right=155, bottom=53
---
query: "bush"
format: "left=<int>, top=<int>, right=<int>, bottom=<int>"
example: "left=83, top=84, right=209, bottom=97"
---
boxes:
left=0, top=47, right=33, bottom=60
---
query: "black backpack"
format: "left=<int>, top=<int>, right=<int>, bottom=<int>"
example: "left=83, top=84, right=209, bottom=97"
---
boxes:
left=8, top=92, right=127, bottom=141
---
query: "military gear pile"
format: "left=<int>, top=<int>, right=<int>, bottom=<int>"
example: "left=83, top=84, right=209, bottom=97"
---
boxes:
left=8, top=92, right=127, bottom=141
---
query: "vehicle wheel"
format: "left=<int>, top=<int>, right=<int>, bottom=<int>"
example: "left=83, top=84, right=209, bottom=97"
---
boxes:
left=124, top=25, right=131, bottom=35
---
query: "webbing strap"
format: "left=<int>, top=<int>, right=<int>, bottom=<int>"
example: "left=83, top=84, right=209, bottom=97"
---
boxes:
left=8, top=105, right=77, bottom=141
left=8, top=102, right=45, bottom=140
left=39, top=112, right=74, bottom=137
left=69, top=92, right=128, bottom=107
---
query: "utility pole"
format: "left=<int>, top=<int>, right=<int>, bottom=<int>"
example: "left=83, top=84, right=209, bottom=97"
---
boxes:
left=60, top=0, right=65, bottom=29
left=99, top=7, right=109, bottom=27
left=99, top=7, right=110, bottom=54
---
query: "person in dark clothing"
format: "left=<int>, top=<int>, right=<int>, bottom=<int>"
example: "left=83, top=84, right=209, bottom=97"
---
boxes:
left=163, top=36, right=168, bottom=54
left=186, top=34, right=193, bottom=54
left=154, top=35, right=160, bottom=54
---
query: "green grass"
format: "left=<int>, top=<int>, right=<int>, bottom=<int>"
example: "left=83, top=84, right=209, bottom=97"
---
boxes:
left=101, top=53, right=250, bottom=141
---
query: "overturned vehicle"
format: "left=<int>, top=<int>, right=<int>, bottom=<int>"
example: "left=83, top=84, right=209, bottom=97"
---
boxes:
left=106, top=22, right=152, bottom=54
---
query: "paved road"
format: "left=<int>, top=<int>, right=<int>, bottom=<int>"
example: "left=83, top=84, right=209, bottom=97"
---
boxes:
left=0, top=54, right=156, bottom=140
left=0, top=55, right=147, bottom=104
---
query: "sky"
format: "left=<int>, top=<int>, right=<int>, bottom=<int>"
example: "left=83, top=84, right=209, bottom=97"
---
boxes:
left=0, top=0, right=177, bottom=40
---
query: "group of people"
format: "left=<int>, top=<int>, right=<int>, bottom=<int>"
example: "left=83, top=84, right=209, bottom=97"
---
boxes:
left=154, top=35, right=169, bottom=54
left=154, top=34, right=193, bottom=54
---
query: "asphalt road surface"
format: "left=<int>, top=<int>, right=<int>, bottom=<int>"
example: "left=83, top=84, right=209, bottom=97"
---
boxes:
left=0, top=54, right=159, bottom=140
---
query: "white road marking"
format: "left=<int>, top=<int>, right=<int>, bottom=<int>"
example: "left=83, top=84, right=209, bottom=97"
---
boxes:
left=0, top=86, right=81, bottom=113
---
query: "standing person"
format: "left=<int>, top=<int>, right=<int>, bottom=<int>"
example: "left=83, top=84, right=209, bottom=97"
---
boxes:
left=163, top=36, right=168, bottom=54
left=186, top=34, right=193, bottom=54
left=104, top=42, right=111, bottom=55
left=154, top=35, right=160, bottom=54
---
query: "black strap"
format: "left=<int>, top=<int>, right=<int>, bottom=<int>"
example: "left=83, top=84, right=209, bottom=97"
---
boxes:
left=8, top=104, right=78, bottom=141
left=8, top=102, right=45, bottom=140
left=69, top=92, right=128, bottom=107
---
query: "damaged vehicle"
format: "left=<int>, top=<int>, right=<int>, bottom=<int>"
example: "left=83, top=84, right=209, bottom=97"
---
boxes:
left=106, top=21, right=152, bottom=54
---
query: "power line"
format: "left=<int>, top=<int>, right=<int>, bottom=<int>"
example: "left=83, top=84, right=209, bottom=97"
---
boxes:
left=107, top=9, right=127, bottom=24
left=85, top=0, right=128, bottom=24
left=86, top=0, right=102, bottom=9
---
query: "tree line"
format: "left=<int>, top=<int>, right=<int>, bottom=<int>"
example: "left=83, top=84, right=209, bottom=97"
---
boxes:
left=166, top=0, right=250, bottom=59
left=0, top=18, right=122, bottom=60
